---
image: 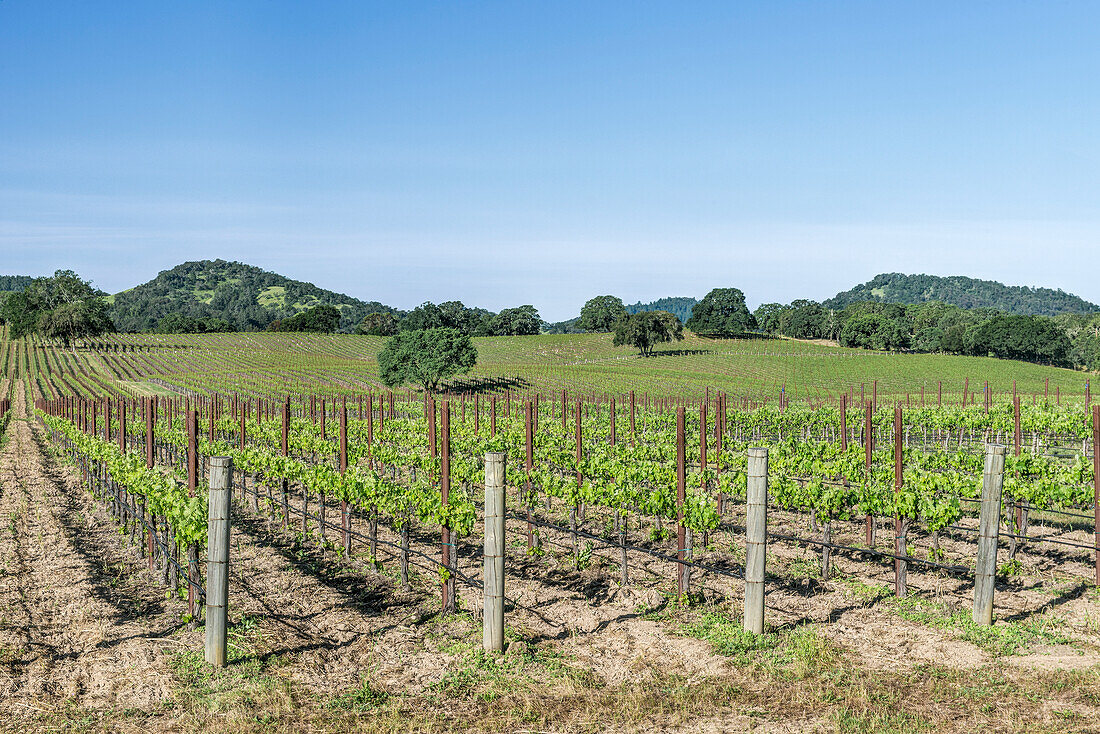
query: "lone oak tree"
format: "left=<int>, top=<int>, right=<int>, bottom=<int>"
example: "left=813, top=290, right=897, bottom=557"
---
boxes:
left=378, top=327, right=478, bottom=392
left=612, top=310, right=684, bottom=356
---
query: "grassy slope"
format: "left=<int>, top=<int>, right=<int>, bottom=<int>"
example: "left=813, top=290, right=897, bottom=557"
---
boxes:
left=102, top=331, right=1092, bottom=401
left=466, top=333, right=1089, bottom=401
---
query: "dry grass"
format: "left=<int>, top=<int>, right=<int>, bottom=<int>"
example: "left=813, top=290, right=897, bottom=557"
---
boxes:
left=16, top=601, right=1100, bottom=734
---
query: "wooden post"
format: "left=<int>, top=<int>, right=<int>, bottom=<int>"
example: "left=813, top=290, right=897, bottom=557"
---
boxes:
left=429, top=397, right=437, bottom=457
left=610, top=398, right=616, bottom=445
left=865, top=403, right=874, bottom=546
left=894, top=406, right=907, bottom=597
left=561, top=389, right=566, bottom=431
left=281, top=399, right=290, bottom=527
left=840, top=394, right=848, bottom=451
left=441, top=401, right=455, bottom=614
left=676, top=407, right=689, bottom=597
left=145, top=398, right=155, bottom=468
left=629, top=390, right=636, bottom=445
left=716, top=393, right=726, bottom=515
left=525, top=401, right=535, bottom=551
left=205, top=457, right=233, bottom=667
left=367, top=394, right=374, bottom=450
left=1094, top=407, right=1100, bottom=586
left=974, top=444, right=1007, bottom=625
left=699, top=401, right=707, bottom=544
left=744, top=447, right=768, bottom=634
left=1014, top=396, right=1021, bottom=456
left=187, top=410, right=198, bottom=493
left=483, top=451, right=506, bottom=653
left=340, top=405, right=349, bottom=555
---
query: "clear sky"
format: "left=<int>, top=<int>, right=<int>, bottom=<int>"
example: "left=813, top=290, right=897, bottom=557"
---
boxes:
left=2, top=2, right=1098, bottom=321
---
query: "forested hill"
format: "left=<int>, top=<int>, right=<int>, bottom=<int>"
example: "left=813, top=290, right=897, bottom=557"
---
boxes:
left=108, top=260, right=395, bottom=333
left=625, top=296, right=699, bottom=323
left=0, top=275, right=34, bottom=293
left=824, top=273, right=1100, bottom=317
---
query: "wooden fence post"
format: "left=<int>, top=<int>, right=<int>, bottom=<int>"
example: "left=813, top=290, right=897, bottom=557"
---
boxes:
left=340, top=405, right=350, bottom=556
left=441, top=401, right=455, bottom=614
left=205, top=457, right=233, bottom=667
left=894, top=405, right=907, bottom=597
left=281, top=398, right=290, bottom=527
left=865, top=403, right=874, bottom=546
left=525, top=401, right=536, bottom=552
left=145, top=397, right=154, bottom=469
left=676, top=407, right=690, bottom=597
left=973, top=444, right=1007, bottom=626
left=744, top=447, right=768, bottom=634
left=483, top=451, right=506, bottom=653
left=1093, top=406, right=1099, bottom=586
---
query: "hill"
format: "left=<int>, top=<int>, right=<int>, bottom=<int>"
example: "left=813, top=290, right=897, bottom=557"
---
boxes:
left=624, top=296, right=699, bottom=323
left=825, top=273, right=1100, bottom=316
left=108, top=260, right=395, bottom=333
left=0, top=275, right=35, bottom=293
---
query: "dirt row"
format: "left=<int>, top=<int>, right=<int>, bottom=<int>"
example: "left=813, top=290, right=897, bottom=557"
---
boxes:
left=0, top=387, right=175, bottom=715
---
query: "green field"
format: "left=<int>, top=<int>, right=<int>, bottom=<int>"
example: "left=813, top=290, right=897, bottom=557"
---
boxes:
left=12, top=330, right=1090, bottom=404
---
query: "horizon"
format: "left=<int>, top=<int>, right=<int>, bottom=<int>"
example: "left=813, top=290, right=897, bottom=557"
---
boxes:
left=0, top=260, right=1094, bottom=322
left=3, top=3, right=1099, bottom=321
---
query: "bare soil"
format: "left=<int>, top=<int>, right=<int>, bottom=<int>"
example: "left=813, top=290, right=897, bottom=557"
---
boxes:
left=0, top=388, right=176, bottom=717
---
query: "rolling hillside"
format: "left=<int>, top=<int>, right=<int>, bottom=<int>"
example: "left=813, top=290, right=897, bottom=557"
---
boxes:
left=107, top=260, right=395, bottom=333
left=825, top=273, right=1100, bottom=316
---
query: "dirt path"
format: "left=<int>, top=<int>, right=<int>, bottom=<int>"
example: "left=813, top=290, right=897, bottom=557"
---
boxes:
left=0, top=388, right=179, bottom=724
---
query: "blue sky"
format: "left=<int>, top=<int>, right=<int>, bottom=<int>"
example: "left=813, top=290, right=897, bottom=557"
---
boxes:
left=2, top=2, right=1098, bottom=321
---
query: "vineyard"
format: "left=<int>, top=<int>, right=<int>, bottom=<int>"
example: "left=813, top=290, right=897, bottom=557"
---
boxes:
left=5, top=328, right=1094, bottom=405
left=2, top=330, right=1100, bottom=732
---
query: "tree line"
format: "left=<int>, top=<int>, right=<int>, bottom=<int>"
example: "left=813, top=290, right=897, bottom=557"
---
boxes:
left=356, top=301, right=541, bottom=337
left=4, top=269, right=1098, bottom=375
left=754, top=299, right=1100, bottom=368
